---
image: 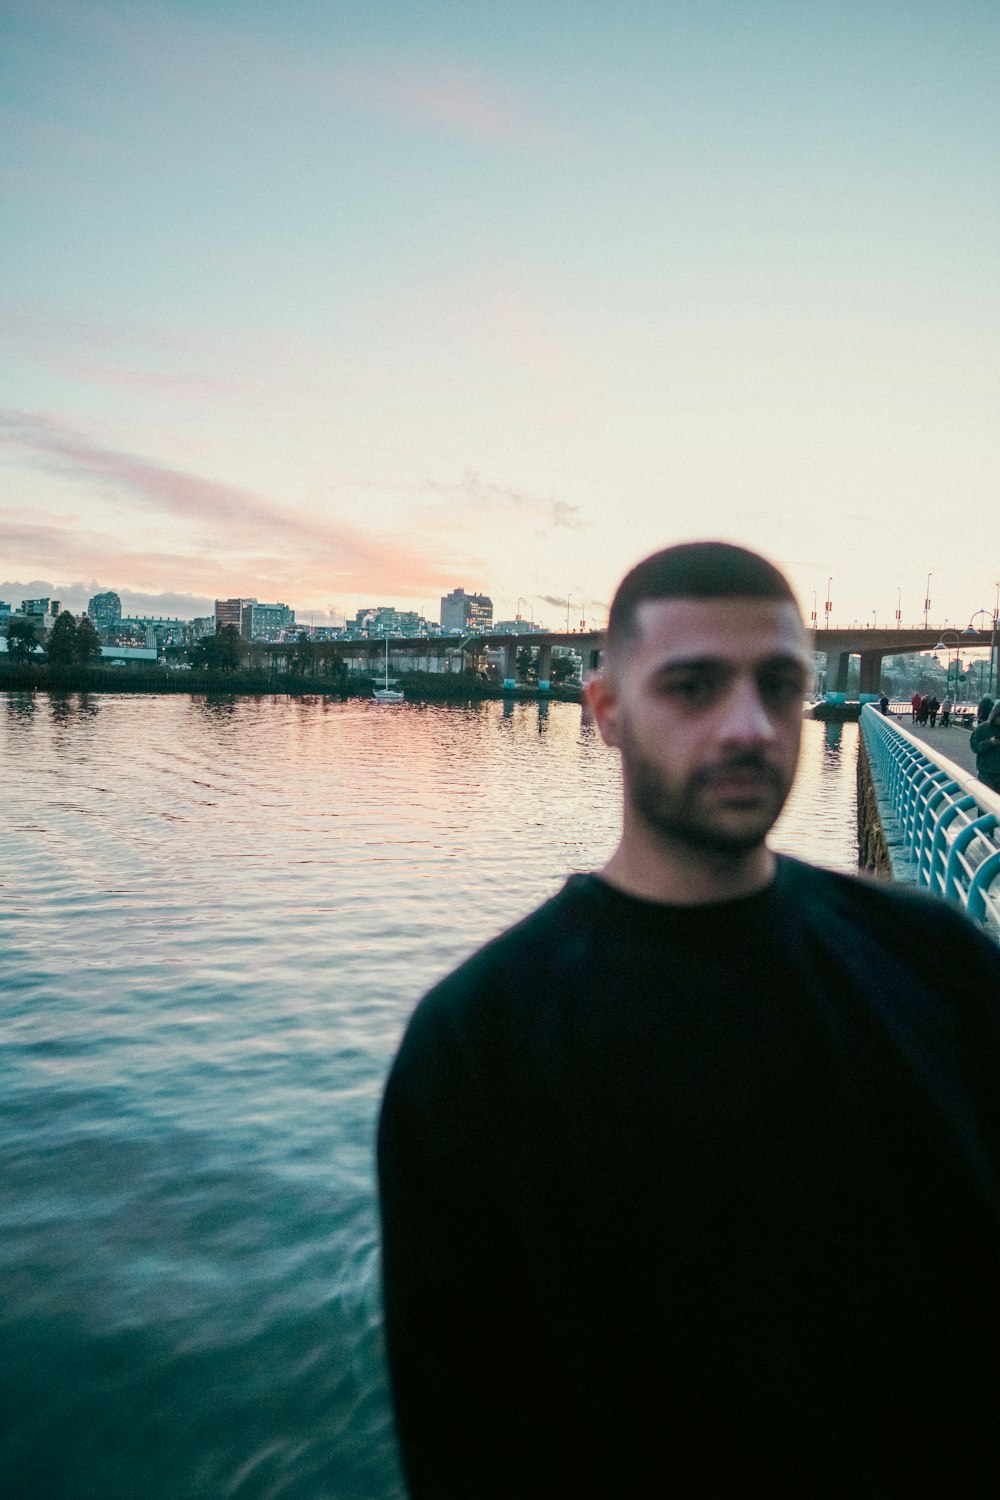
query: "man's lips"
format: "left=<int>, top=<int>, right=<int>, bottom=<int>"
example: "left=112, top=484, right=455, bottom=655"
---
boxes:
left=696, top=760, right=783, bottom=799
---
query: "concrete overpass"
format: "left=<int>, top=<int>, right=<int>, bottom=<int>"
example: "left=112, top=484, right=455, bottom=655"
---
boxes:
left=258, top=623, right=994, bottom=696
left=810, top=626, right=995, bottom=694
left=257, top=629, right=606, bottom=691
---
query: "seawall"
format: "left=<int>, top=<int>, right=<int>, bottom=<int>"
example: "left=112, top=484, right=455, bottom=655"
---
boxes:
left=856, top=728, right=920, bottom=884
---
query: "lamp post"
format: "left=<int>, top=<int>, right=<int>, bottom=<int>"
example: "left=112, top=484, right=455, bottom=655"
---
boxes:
left=924, top=573, right=932, bottom=631
left=825, top=578, right=832, bottom=631
left=962, top=608, right=997, bottom=707
left=810, top=591, right=817, bottom=630
left=895, top=586, right=901, bottom=627
left=933, top=629, right=961, bottom=708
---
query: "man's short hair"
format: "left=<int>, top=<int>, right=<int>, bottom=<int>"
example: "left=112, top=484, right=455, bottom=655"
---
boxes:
left=606, top=541, right=800, bottom=656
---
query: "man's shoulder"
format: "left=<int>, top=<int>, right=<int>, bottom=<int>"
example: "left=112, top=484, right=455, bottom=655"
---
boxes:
left=777, top=855, right=1000, bottom=963
left=416, top=875, right=595, bottom=1023
left=383, top=876, right=612, bottom=1103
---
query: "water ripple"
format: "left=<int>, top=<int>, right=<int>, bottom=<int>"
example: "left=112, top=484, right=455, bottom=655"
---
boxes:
left=0, top=695, right=857, bottom=1498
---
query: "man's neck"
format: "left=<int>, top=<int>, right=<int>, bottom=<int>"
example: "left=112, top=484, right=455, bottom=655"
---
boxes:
left=599, top=833, right=776, bottom=907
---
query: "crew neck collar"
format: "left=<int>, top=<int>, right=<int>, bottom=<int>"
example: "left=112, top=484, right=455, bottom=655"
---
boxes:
left=568, top=856, right=788, bottom=917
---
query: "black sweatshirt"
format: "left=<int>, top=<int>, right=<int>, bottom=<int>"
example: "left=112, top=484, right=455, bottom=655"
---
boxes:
left=379, top=858, right=1000, bottom=1497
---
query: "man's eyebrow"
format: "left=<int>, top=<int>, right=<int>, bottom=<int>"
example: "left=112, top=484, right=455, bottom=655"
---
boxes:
left=654, top=656, right=728, bottom=673
left=653, top=653, right=809, bottom=673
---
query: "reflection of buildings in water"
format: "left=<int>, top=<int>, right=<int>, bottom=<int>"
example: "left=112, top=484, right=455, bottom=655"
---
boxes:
left=824, top=721, right=843, bottom=756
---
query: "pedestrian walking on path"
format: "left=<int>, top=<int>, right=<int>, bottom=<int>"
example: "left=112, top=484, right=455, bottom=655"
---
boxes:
left=971, top=703, right=1000, bottom=793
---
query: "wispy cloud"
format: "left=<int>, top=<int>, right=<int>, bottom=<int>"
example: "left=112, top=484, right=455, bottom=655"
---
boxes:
left=0, top=408, right=477, bottom=600
left=33, top=360, right=248, bottom=401
left=422, top=469, right=584, bottom=534
left=335, top=59, right=566, bottom=151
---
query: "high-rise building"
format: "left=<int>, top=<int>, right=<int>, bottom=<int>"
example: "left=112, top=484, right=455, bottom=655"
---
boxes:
left=440, top=589, right=493, bottom=634
left=247, top=601, right=294, bottom=641
left=214, top=598, right=294, bottom=640
left=215, top=598, right=254, bottom=635
left=88, top=591, right=122, bottom=637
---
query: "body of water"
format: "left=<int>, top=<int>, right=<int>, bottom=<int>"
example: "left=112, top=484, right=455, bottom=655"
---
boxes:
left=0, top=694, right=858, bottom=1499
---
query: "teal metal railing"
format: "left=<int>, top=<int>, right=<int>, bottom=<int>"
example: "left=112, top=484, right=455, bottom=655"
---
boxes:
left=860, top=705, right=1000, bottom=941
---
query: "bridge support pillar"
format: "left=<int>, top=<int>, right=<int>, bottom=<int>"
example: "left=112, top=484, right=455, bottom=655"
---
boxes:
left=537, top=643, right=552, bottom=693
left=859, top=651, right=884, bottom=695
left=503, top=640, right=518, bottom=692
left=832, top=652, right=851, bottom=693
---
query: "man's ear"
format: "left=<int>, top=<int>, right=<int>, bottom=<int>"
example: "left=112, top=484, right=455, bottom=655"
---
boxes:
left=585, top=671, right=621, bottom=748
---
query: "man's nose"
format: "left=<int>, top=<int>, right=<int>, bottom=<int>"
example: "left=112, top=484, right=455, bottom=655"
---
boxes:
left=722, top=677, right=775, bottom=742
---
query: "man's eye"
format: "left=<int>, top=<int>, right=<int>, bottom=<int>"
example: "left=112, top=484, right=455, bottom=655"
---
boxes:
left=662, top=675, right=718, bottom=703
left=759, top=672, right=805, bottom=707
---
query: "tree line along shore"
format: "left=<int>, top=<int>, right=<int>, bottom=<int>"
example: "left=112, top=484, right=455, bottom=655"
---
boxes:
left=0, top=661, right=583, bottom=703
left=2, top=614, right=584, bottom=701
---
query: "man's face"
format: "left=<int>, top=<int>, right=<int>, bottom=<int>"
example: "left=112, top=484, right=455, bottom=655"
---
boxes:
left=590, top=596, right=810, bottom=855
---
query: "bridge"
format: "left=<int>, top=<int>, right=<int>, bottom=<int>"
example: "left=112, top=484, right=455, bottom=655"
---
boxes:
left=259, top=629, right=605, bottom=692
left=859, top=705, right=1000, bottom=943
left=256, top=622, right=995, bottom=696
left=811, top=626, right=996, bottom=695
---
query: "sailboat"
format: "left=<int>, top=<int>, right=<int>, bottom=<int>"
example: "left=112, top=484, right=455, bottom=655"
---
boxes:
left=373, top=636, right=404, bottom=702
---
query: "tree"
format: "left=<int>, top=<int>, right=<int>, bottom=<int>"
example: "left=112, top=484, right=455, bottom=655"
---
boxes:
left=4, top=617, right=39, bottom=661
left=516, top=645, right=534, bottom=683
left=74, top=615, right=103, bottom=666
left=46, top=610, right=80, bottom=669
left=193, top=624, right=243, bottom=672
left=291, top=631, right=316, bottom=677
left=550, top=654, right=577, bottom=685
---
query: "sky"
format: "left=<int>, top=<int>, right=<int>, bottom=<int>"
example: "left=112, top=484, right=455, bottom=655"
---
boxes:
left=2, top=0, right=999, bottom=631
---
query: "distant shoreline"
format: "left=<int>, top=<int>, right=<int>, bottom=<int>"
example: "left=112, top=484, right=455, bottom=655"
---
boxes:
left=0, top=665, right=583, bottom=705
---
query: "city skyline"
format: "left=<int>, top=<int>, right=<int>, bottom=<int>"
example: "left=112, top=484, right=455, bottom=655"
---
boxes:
left=3, top=568, right=998, bottom=639
left=3, top=2, right=999, bottom=630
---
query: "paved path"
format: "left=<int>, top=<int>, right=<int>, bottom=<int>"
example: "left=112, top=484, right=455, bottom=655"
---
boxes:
left=885, top=713, right=980, bottom=777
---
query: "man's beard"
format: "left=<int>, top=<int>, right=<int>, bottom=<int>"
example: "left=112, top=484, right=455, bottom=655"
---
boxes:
left=622, top=734, right=792, bottom=856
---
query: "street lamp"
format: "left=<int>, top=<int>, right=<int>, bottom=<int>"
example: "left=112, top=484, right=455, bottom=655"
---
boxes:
left=825, top=578, right=832, bottom=631
left=963, top=608, right=997, bottom=705
left=895, top=586, right=901, bottom=626
left=924, top=573, right=932, bottom=631
left=932, top=629, right=961, bottom=705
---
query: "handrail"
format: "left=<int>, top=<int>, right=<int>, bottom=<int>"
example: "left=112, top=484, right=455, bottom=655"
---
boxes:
left=860, top=705, right=1000, bottom=943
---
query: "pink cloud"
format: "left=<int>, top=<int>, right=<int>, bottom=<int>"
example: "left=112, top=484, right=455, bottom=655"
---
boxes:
left=0, top=409, right=477, bottom=601
left=33, top=360, right=250, bottom=401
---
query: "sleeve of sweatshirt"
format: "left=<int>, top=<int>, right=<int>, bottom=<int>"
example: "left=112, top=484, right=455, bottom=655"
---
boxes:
left=377, top=975, right=556, bottom=1500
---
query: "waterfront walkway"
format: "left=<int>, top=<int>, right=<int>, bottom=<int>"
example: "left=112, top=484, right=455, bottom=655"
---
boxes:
left=884, top=714, right=980, bottom=777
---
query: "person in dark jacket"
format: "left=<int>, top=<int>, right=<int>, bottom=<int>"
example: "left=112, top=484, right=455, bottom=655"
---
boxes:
left=379, top=542, right=1000, bottom=1499
left=971, top=702, right=1000, bottom=792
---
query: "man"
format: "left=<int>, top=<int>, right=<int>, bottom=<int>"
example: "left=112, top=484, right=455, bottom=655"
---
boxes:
left=378, top=542, right=1000, bottom=1497
left=971, top=701, right=1000, bottom=792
